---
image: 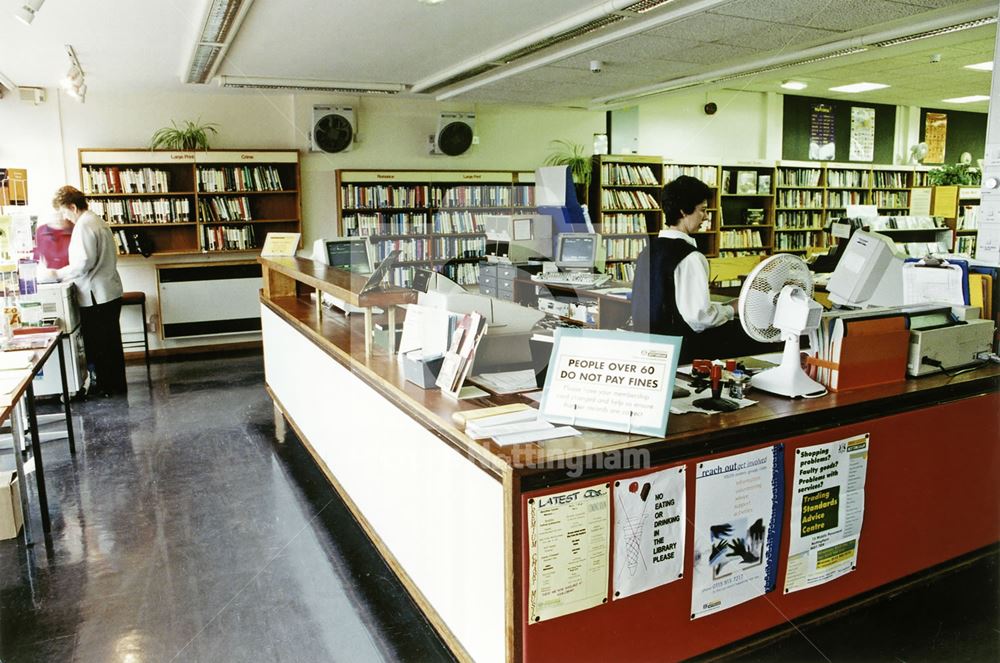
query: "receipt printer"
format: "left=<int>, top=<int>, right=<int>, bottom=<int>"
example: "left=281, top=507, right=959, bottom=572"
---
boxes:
left=907, top=306, right=995, bottom=376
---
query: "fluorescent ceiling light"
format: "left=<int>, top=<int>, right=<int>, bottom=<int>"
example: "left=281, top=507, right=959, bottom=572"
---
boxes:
left=828, top=82, right=889, bottom=93
left=218, top=76, right=407, bottom=94
left=964, top=61, right=994, bottom=71
left=942, top=95, right=990, bottom=103
left=417, top=0, right=446, bottom=4
left=185, top=0, right=255, bottom=84
left=14, top=0, right=43, bottom=25
left=781, top=81, right=808, bottom=90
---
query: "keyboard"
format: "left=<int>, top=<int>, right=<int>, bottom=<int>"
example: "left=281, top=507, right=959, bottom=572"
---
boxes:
left=531, top=272, right=612, bottom=288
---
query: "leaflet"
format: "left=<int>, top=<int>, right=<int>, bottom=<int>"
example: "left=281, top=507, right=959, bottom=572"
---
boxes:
left=528, top=483, right=610, bottom=623
left=691, top=446, right=783, bottom=619
left=784, top=435, right=869, bottom=594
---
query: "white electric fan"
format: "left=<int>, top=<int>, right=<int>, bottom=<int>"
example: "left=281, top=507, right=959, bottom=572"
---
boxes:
left=738, top=254, right=825, bottom=398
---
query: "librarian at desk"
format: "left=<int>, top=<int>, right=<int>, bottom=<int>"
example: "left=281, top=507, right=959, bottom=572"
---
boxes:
left=632, top=175, right=762, bottom=362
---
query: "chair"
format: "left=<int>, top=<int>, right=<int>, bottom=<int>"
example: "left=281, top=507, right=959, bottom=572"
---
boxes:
left=121, top=291, right=151, bottom=381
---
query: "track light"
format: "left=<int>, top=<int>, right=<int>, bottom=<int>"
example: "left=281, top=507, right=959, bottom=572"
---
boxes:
left=62, top=45, right=86, bottom=103
left=14, top=0, right=43, bottom=25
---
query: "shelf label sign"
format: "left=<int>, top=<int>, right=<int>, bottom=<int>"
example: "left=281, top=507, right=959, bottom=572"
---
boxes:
left=539, top=328, right=680, bottom=436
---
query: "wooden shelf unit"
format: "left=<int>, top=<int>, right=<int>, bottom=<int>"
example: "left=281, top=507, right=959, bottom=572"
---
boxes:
left=588, top=155, right=664, bottom=282
left=719, top=163, right=775, bottom=254
left=931, top=184, right=982, bottom=254
left=78, top=149, right=301, bottom=257
left=336, top=169, right=536, bottom=287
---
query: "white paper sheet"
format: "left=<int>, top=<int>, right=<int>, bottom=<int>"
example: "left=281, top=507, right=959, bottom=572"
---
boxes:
left=613, top=466, right=686, bottom=600
left=785, top=434, right=869, bottom=594
left=902, top=263, right=965, bottom=306
left=494, top=426, right=580, bottom=446
left=528, top=483, right=610, bottom=622
left=469, top=369, right=538, bottom=394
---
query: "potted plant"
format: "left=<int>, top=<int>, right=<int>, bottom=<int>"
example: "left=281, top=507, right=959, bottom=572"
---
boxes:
left=149, top=119, right=219, bottom=150
left=544, top=140, right=592, bottom=203
left=927, top=162, right=981, bottom=186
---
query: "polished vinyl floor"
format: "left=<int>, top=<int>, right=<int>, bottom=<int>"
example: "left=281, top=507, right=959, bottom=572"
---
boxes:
left=0, top=352, right=996, bottom=662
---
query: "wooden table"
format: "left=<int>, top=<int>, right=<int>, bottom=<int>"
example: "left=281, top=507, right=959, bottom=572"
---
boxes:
left=259, top=257, right=999, bottom=663
left=1, top=330, right=77, bottom=542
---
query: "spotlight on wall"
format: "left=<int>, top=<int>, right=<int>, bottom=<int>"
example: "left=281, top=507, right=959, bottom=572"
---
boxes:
left=62, top=45, right=86, bottom=103
left=14, top=0, right=44, bottom=25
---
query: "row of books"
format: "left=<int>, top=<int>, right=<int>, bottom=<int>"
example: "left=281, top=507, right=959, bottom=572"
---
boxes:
left=896, top=241, right=950, bottom=257
left=112, top=229, right=147, bottom=255
left=825, top=170, right=868, bottom=188
left=344, top=213, right=429, bottom=236
left=958, top=205, right=981, bottom=229
left=775, top=232, right=823, bottom=250
left=202, top=225, right=255, bottom=251
left=342, top=185, right=429, bottom=209
left=92, top=198, right=191, bottom=224
left=775, top=211, right=823, bottom=229
left=83, top=167, right=170, bottom=194
left=198, top=196, right=253, bottom=222
left=432, top=185, right=513, bottom=208
left=601, top=163, right=659, bottom=186
left=776, top=190, right=823, bottom=208
left=913, top=172, right=930, bottom=187
left=604, top=261, right=636, bottom=282
left=719, top=249, right=769, bottom=257
left=867, top=216, right=943, bottom=230
left=956, top=236, right=977, bottom=254
left=512, top=185, right=534, bottom=207
left=664, top=164, right=717, bottom=187
left=605, top=237, right=648, bottom=260
left=373, top=239, right=431, bottom=262
left=389, top=266, right=416, bottom=288
left=720, top=229, right=766, bottom=249
left=600, top=189, right=660, bottom=210
left=723, top=171, right=771, bottom=195
left=871, top=171, right=907, bottom=188
left=440, top=261, right=478, bottom=286
left=433, top=211, right=484, bottom=234
left=776, top=168, right=821, bottom=187
left=435, top=237, right=485, bottom=259
left=827, top=190, right=867, bottom=207
left=601, top=213, right=649, bottom=234
left=872, top=191, right=910, bottom=208
left=198, top=166, right=285, bottom=192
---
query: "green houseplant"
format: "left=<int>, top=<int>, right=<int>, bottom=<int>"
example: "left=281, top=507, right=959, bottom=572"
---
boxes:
left=927, top=162, right=981, bottom=186
left=149, top=119, right=219, bottom=150
left=544, top=140, right=592, bottom=187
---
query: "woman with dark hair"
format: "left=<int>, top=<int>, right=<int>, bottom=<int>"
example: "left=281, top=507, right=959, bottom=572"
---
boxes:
left=632, top=175, right=759, bottom=363
left=50, top=185, right=127, bottom=396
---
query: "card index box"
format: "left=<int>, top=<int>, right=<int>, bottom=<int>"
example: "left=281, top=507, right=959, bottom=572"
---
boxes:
left=808, top=315, right=909, bottom=392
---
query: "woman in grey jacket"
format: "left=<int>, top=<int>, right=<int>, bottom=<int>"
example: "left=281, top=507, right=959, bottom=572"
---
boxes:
left=52, top=186, right=127, bottom=396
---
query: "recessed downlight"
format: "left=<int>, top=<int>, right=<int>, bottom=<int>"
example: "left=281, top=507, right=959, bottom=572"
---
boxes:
left=781, top=81, right=808, bottom=90
left=829, top=82, right=890, bottom=93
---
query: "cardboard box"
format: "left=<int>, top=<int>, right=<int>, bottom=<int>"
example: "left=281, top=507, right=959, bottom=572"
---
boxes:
left=0, top=471, right=23, bottom=539
left=402, top=353, right=444, bottom=389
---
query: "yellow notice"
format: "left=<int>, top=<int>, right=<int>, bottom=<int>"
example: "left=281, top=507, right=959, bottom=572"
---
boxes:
left=528, top=483, right=610, bottom=623
left=932, top=186, right=958, bottom=218
left=260, top=232, right=300, bottom=257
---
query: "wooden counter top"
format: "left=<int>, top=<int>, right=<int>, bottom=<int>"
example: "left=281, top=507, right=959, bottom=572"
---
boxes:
left=260, top=256, right=416, bottom=308
left=263, top=292, right=1000, bottom=485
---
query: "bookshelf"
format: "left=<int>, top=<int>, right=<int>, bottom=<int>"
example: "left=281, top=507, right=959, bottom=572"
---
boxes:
left=719, top=164, right=775, bottom=256
left=870, top=164, right=912, bottom=215
left=79, top=149, right=301, bottom=257
left=0, top=168, right=28, bottom=207
left=774, top=161, right=826, bottom=255
left=932, top=185, right=982, bottom=254
left=588, top=155, right=664, bottom=282
left=336, top=169, right=536, bottom=287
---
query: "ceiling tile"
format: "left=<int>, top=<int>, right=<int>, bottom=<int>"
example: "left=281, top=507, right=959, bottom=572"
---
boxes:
left=709, top=0, right=929, bottom=33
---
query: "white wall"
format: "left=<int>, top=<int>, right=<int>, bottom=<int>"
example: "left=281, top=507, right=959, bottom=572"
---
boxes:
left=635, top=88, right=775, bottom=162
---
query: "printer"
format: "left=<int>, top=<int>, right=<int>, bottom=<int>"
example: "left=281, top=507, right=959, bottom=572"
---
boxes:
left=29, top=282, right=87, bottom=396
left=906, top=305, right=995, bottom=376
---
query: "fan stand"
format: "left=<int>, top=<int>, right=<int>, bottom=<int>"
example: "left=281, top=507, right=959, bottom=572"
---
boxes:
left=750, top=333, right=826, bottom=398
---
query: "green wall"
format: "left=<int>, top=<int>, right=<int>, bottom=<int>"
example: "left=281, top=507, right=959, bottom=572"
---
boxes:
left=782, top=95, right=897, bottom=164
left=918, top=108, right=987, bottom=165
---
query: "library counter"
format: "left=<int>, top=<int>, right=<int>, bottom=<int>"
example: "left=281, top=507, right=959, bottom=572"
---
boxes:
left=259, top=257, right=1000, bottom=663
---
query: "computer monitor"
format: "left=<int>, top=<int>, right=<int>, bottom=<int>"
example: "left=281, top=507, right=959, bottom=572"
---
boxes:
left=325, top=238, right=372, bottom=274
left=555, top=233, right=600, bottom=272
left=827, top=230, right=903, bottom=307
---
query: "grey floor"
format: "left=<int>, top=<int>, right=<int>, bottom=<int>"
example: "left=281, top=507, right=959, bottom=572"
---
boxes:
left=0, top=352, right=996, bottom=662
left=0, top=354, right=453, bottom=663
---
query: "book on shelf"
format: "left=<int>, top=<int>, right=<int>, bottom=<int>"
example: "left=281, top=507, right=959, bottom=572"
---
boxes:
left=757, top=175, right=771, bottom=195
left=198, top=165, right=284, bottom=192
left=736, top=171, right=757, bottom=195
left=202, top=224, right=255, bottom=251
left=198, top=196, right=253, bottom=222
left=604, top=237, right=648, bottom=260
left=777, top=167, right=821, bottom=187
left=664, top=164, right=717, bottom=187
left=341, top=184, right=429, bottom=209
left=601, top=163, right=659, bottom=186
left=83, top=166, right=170, bottom=194
left=601, top=213, right=648, bottom=234
left=91, top=198, right=191, bottom=224
left=600, top=189, right=660, bottom=210
left=432, top=185, right=512, bottom=208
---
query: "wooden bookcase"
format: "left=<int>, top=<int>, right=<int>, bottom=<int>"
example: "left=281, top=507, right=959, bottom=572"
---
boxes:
left=932, top=184, right=982, bottom=254
left=719, top=163, right=775, bottom=257
left=78, top=149, right=301, bottom=257
left=870, top=164, right=912, bottom=215
left=774, top=161, right=826, bottom=255
left=589, top=155, right=664, bottom=282
left=336, top=169, right=536, bottom=287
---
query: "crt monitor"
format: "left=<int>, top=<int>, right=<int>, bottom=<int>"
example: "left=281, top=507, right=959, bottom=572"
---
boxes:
left=827, top=230, right=902, bottom=307
left=326, top=238, right=372, bottom=274
left=555, top=233, right=600, bottom=272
